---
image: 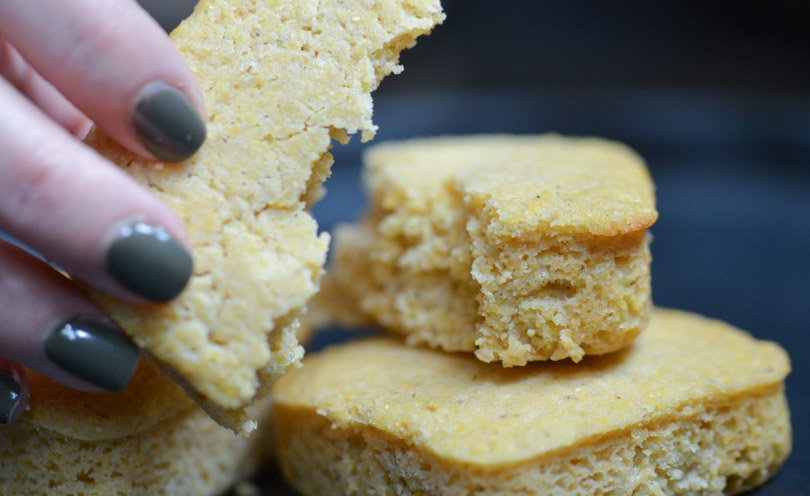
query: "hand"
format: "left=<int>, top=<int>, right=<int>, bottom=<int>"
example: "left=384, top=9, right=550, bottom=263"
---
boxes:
left=0, top=0, right=206, bottom=424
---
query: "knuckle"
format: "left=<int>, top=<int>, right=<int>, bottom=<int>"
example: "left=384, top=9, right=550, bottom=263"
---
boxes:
left=1, top=142, right=75, bottom=230
left=59, top=7, right=132, bottom=71
left=0, top=39, right=34, bottom=92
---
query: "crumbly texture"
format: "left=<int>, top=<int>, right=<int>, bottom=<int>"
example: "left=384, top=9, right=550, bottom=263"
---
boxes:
left=325, top=135, right=657, bottom=365
left=273, top=308, right=792, bottom=496
left=85, top=0, right=444, bottom=433
left=0, top=364, right=275, bottom=496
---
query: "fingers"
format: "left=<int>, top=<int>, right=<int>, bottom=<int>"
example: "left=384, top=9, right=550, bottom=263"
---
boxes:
left=0, top=358, right=28, bottom=425
left=0, top=77, right=193, bottom=303
left=0, top=0, right=205, bottom=163
left=0, top=240, right=139, bottom=396
left=0, top=39, right=92, bottom=139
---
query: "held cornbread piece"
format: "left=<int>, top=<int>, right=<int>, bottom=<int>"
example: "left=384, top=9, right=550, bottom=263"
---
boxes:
left=273, top=308, right=792, bottom=496
left=0, top=364, right=273, bottom=496
left=327, top=135, right=657, bottom=365
left=85, top=0, right=444, bottom=433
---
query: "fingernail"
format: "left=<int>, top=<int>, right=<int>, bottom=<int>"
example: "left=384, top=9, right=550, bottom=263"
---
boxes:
left=0, top=370, right=23, bottom=424
left=133, top=82, right=206, bottom=162
left=107, top=222, right=193, bottom=302
left=44, top=318, right=139, bottom=392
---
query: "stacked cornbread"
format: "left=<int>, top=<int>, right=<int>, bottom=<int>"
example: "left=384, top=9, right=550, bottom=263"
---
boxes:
left=319, top=135, right=656, bottom=364
left=273, top=135, right=792, bottom=495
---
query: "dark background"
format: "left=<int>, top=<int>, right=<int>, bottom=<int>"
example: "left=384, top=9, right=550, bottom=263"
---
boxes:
left=142, top=1, right=810, bottom=493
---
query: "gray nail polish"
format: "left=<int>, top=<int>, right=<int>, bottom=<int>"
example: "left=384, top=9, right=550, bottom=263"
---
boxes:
left=107, top=222, right=193, bottom=302
left=133, top=82, right=206, bottom=162
left=0, top=370, right=22, bottom=424
left=44, top=318, right=139, bottom=392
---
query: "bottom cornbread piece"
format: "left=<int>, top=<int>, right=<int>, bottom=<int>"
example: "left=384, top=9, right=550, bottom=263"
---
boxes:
left=0, top=364, right=272, bottom=496
left=273, top=308, right=792, bottom=496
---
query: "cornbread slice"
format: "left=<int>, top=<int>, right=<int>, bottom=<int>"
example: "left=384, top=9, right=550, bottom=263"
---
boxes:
left=0, top=363, right=274, bottom=496
left=326, top=135, right=657, bottom=365
left=84, top=0, right=444, bottom=433
left=273, top=308, right=792, bottom=496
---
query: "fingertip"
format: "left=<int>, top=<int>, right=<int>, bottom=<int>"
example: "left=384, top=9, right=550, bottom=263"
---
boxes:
left=0, top=73, right=194, bottom=305
left=0, top=358, right=29, bottom=425
left=104, top=220, right=193, bottom=303
left=44, top=318, right=140, bottom=392
left=0, top=242, right=140, bottom=394
left=1, top=0, right=208, bottom=164
left=132, top=81, right=206, bottom=163
left=69, top=115, right=93, bottom=140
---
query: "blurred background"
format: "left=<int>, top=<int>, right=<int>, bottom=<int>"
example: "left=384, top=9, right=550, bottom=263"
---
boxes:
left=141, top=1, right=809, bottom=494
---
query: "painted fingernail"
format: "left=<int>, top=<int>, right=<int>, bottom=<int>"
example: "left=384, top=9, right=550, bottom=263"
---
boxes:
left=44, top=318, right=139, bottom=392
left=0, top=370, right=23, bottom=424
left=133, top=82, right=206, bottom=162
left=107, top=222, right=193, bottom=302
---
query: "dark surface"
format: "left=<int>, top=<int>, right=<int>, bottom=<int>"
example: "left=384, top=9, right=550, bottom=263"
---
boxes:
left=255, top=90, right=810, bottom=495
left=381, top=0, right=810, bottom=94
left=127, top=2, right=810, bottom=492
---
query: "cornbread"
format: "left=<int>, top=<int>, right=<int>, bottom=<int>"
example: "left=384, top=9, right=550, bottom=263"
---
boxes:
left=273, top=308, right=792, bottom=496
left=0, top=363, right=273, bottom=495
left=326, top=135, right=657, bottom=365
left=85, top=0, right=444, bottom=433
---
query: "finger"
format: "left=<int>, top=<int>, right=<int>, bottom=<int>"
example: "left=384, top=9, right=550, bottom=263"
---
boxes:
left=0, top=77, right=193, bottom=303
left=0, top=241, right=140, bottom=393
left=0, top=39, right=92, bottom=139
left=0, top=357, right=28, bottom=424
left=0, top=0, right=206, bottom=163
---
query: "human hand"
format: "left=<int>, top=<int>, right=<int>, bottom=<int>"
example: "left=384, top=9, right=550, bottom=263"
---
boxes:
left=0, top=0, right=205, bottom=424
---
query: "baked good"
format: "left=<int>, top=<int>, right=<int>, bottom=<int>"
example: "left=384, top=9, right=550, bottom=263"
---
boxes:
left=325, top=135, right=657, bottom=365
left=273, top=308, right=792, bottom=496
left=85, top=0, right=444, bottom=433
left=0, top=363, right=273, bottom=495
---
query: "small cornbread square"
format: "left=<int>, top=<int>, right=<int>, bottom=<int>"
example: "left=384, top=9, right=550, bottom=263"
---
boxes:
left=272, top=308, right=792, bottom=496
left=326, top=135, right=657, bottom=365
left=85, top=0, right=444, bottom=433
left=0, top=363, right=273, bottom=496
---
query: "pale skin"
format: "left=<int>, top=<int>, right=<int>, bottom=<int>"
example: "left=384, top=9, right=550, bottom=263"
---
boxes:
left=0, top=0, right=204, bottom=420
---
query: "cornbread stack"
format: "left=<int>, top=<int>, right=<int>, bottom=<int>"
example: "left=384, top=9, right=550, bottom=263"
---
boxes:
left=319, top=135, right=656, bottom=364
left=273, top=135, right=792, bottom=495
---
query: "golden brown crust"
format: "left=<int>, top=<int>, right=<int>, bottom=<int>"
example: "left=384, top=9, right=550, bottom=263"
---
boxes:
left=365, top=135, right=658, bottom=236
left=21, top=362, right=193, bottom=441
left=273, top=308, right=792, bottom=495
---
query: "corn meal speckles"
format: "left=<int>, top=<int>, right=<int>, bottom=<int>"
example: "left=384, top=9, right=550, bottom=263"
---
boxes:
left=322, top=135, right=655, bottom=365
left=273, top=309, right=792, bottom=496
left=84, top=0, right=444, bottom=434
left=20, top=363, right=193, bottom=442
left=0, top=364, right=277, bottom=495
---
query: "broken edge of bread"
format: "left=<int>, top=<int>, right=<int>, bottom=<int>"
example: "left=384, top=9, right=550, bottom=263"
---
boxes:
left=84, top=0, right=444, bottom=435
left=321, top=135, right=656, bottom=365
